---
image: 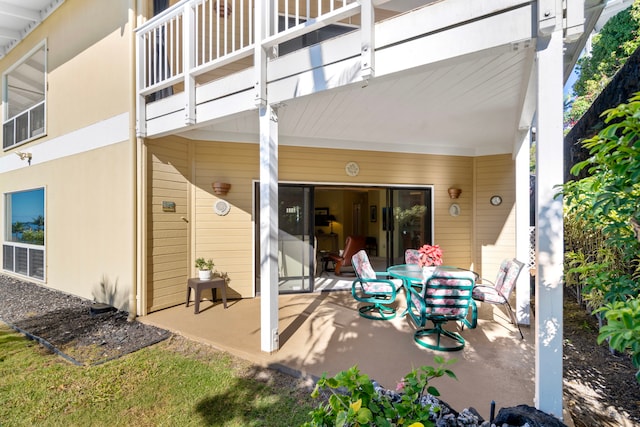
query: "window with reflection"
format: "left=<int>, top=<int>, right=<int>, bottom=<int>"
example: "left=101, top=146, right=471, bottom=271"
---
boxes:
left=3, top=188, right=45, bottom=280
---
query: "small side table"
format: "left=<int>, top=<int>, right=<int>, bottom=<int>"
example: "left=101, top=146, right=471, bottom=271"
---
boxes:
left=186, top=277, right=227, bottom=314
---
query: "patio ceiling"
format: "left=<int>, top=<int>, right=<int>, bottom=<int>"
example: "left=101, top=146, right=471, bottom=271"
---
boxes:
left=182, top=44, right=536, bottom=157
left=178, top=0, right=608, bottom=158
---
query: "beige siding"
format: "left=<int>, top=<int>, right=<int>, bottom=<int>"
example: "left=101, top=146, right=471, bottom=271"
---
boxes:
left=145, top=138, right=516, bottom=302
left=147, top=137, right=190, bottom=312
left=473, top=154, right=516, bottom=279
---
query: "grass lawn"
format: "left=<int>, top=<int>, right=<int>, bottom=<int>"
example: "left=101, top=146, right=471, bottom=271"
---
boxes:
left=0, top=324, right=316, bottom=426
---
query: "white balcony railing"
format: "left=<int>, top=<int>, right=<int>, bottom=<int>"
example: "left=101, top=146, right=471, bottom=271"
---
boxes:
left=135, top=0, right=364, bottom=136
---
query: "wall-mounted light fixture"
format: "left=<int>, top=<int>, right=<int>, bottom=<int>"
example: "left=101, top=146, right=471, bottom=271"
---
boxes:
left=448, top=187, right=461, bottom=199
left=16, top=151, right=32, bottom=165
left=212, top=182, right=231, bottom=195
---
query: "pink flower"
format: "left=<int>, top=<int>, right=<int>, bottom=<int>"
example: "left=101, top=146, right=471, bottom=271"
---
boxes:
left=395, top=380, right=405, bottom=392
left=418, top=244, right=443, bottom=267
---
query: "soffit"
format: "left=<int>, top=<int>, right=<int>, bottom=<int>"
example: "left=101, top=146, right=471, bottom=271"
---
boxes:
left=179, top=0, right=607, bottom=157
left=0, top=0, right=63, bottom=60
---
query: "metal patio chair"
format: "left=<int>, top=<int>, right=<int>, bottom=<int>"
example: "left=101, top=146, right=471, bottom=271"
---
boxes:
left=472, top=258, right=525, bottom=339
left=351, top=250, right=403, bottom=320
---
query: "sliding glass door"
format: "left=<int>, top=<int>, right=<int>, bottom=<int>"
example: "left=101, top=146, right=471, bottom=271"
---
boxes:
left=255, top=184, right=315, bottom=294
left=278, top=186, right=315, bottom=292
left=384, top=188, right=433, bottom=266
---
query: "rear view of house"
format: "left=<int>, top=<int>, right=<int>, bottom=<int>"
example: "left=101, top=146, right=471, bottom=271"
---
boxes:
left=1, top=0, right=605, bottom=417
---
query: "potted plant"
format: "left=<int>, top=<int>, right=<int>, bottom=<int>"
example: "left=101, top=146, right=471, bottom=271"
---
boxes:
left=195, top=257, right=215, bottom=280
left=418, top=244, right=443, bottom=278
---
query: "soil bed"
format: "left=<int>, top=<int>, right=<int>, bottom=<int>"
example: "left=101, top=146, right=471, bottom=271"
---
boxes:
left=563, top=289, right=640, bottom=426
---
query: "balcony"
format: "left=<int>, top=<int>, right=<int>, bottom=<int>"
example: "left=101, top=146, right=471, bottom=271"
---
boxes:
left=135, top=0, right=428, bottom=138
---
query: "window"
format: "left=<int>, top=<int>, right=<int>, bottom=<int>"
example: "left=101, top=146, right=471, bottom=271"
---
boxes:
left=3, top=188, right=45, bottom=280
left=3, top=42, right=46, bottom=150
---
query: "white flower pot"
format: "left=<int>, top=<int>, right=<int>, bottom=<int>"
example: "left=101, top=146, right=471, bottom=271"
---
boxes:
left=198, top=270, right=212, bottom=280
left=422, top=266, right=436, bottom=281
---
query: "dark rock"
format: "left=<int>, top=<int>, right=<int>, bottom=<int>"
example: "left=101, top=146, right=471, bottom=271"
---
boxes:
left=492, top=404, right=567, bottom=427
left=90, top=303, right=116, bottom=316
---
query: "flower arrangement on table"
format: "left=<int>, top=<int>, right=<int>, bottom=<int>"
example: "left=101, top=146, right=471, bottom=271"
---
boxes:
left=418, top=244, right=443, bottom=267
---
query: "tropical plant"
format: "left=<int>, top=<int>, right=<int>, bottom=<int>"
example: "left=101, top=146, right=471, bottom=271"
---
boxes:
left=565, top=1, right=640, bottom=130
left=562, top=92, right=640, bottom=382
left=302, top=357, right=458, bottom=427
left=195, top=257, right=215, bottom=271
left=595, top=298, right=640, bottom=382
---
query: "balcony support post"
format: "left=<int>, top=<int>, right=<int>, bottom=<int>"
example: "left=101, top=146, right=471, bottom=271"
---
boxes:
left=360, top=0, right=375, bottom=84
left=184, top=3, right=196, bottom=125
left=135, top=30, right=147, bottom=137
left=534, top=14, right=564, bottom=418
left=255, top=0, right=280, bottom=354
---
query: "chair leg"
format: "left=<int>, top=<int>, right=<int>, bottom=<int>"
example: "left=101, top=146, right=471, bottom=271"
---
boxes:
left=358, top=303, right=396, bottom=320
left=414, top=323, right=465, bottom=352
left=502, top=301, right=524, bottom=339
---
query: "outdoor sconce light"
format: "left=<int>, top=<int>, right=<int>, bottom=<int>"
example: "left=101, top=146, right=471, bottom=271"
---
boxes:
left=448, top=187, right=461, bottom=199
left=16, top=151, right=32, bottom=165
left=212, top=182, right=231, bottom=195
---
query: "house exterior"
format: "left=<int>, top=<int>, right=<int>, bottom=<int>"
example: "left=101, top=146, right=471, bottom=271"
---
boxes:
left=1, top=0, right=605, bottom=418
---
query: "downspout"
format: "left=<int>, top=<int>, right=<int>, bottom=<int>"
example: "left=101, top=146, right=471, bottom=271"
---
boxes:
left=128, top=0, right=139, bottom=321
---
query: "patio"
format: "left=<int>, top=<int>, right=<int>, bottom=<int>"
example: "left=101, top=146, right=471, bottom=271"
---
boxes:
left=141, top=288, right=535, bottom=421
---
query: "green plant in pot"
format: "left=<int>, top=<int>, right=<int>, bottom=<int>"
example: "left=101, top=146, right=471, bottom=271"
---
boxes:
left=195, top=257, right=215, bottom=280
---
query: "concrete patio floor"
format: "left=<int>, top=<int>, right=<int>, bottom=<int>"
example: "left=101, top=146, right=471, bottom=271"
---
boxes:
left=141, top=289, right=535, bottom=420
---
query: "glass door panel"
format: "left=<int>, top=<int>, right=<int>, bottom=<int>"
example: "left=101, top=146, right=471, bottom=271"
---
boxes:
left=277, top=186, right=314, bottom=292
left=385, top=188, right=433, bottom=265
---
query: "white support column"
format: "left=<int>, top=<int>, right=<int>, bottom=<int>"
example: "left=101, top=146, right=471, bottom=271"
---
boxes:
left=259, top=104, right=279, bottom=353
left=535, top=27, right=564, bottom=417
left=360, top=0, right=374, bottom=84
left=256, top=0, right=280, bottom=354
left=183, top=3, right=196, bottom=125
left=515, top=129, right=531, bottom=326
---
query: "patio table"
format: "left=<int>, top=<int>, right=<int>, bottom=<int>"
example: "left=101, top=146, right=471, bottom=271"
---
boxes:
left=387, top=264, right=480, bottom=296
left=387, top=264, right=479, bottom=283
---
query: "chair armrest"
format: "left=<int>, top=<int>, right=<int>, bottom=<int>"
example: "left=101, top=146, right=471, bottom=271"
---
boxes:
left=353, top=277, right=399, bottom=293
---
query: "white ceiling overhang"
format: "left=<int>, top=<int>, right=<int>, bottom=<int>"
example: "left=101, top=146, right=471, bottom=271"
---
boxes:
left=0, top=0, right=64, bottom=60
left=179, top=1, right=536, bottom=157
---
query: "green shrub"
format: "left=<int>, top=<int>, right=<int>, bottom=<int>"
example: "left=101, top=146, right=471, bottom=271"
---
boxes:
left=302, top=357, right=457, bottom=427
left=562, top=92, right=640, bottom=382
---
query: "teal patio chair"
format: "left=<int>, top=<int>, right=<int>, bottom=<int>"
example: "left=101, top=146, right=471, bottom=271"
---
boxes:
left=406, top=267, right=477, bottom=351
left=351, top=250, right=403, bottom=320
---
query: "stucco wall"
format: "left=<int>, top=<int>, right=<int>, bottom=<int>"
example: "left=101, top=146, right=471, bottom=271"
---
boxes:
left=0, top=0, right=131, bottom=143
left=1, top=141, right=134, bottom=308
left=0, top=0, right=134, bottom=309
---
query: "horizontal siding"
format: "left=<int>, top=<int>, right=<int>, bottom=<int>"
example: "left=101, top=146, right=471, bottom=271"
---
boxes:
left=146, top=138, right=516, bottom=300
left=474, top=154, right=516, bottom=278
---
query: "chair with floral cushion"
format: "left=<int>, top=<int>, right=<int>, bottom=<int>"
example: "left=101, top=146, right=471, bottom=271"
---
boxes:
left=472, top=258, right=525, bottom=339
left=351, top=250, right=403, bottom=320
left=404, top=249, right=421, bottom=264
left=406, top=267, right=477, bottom=351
